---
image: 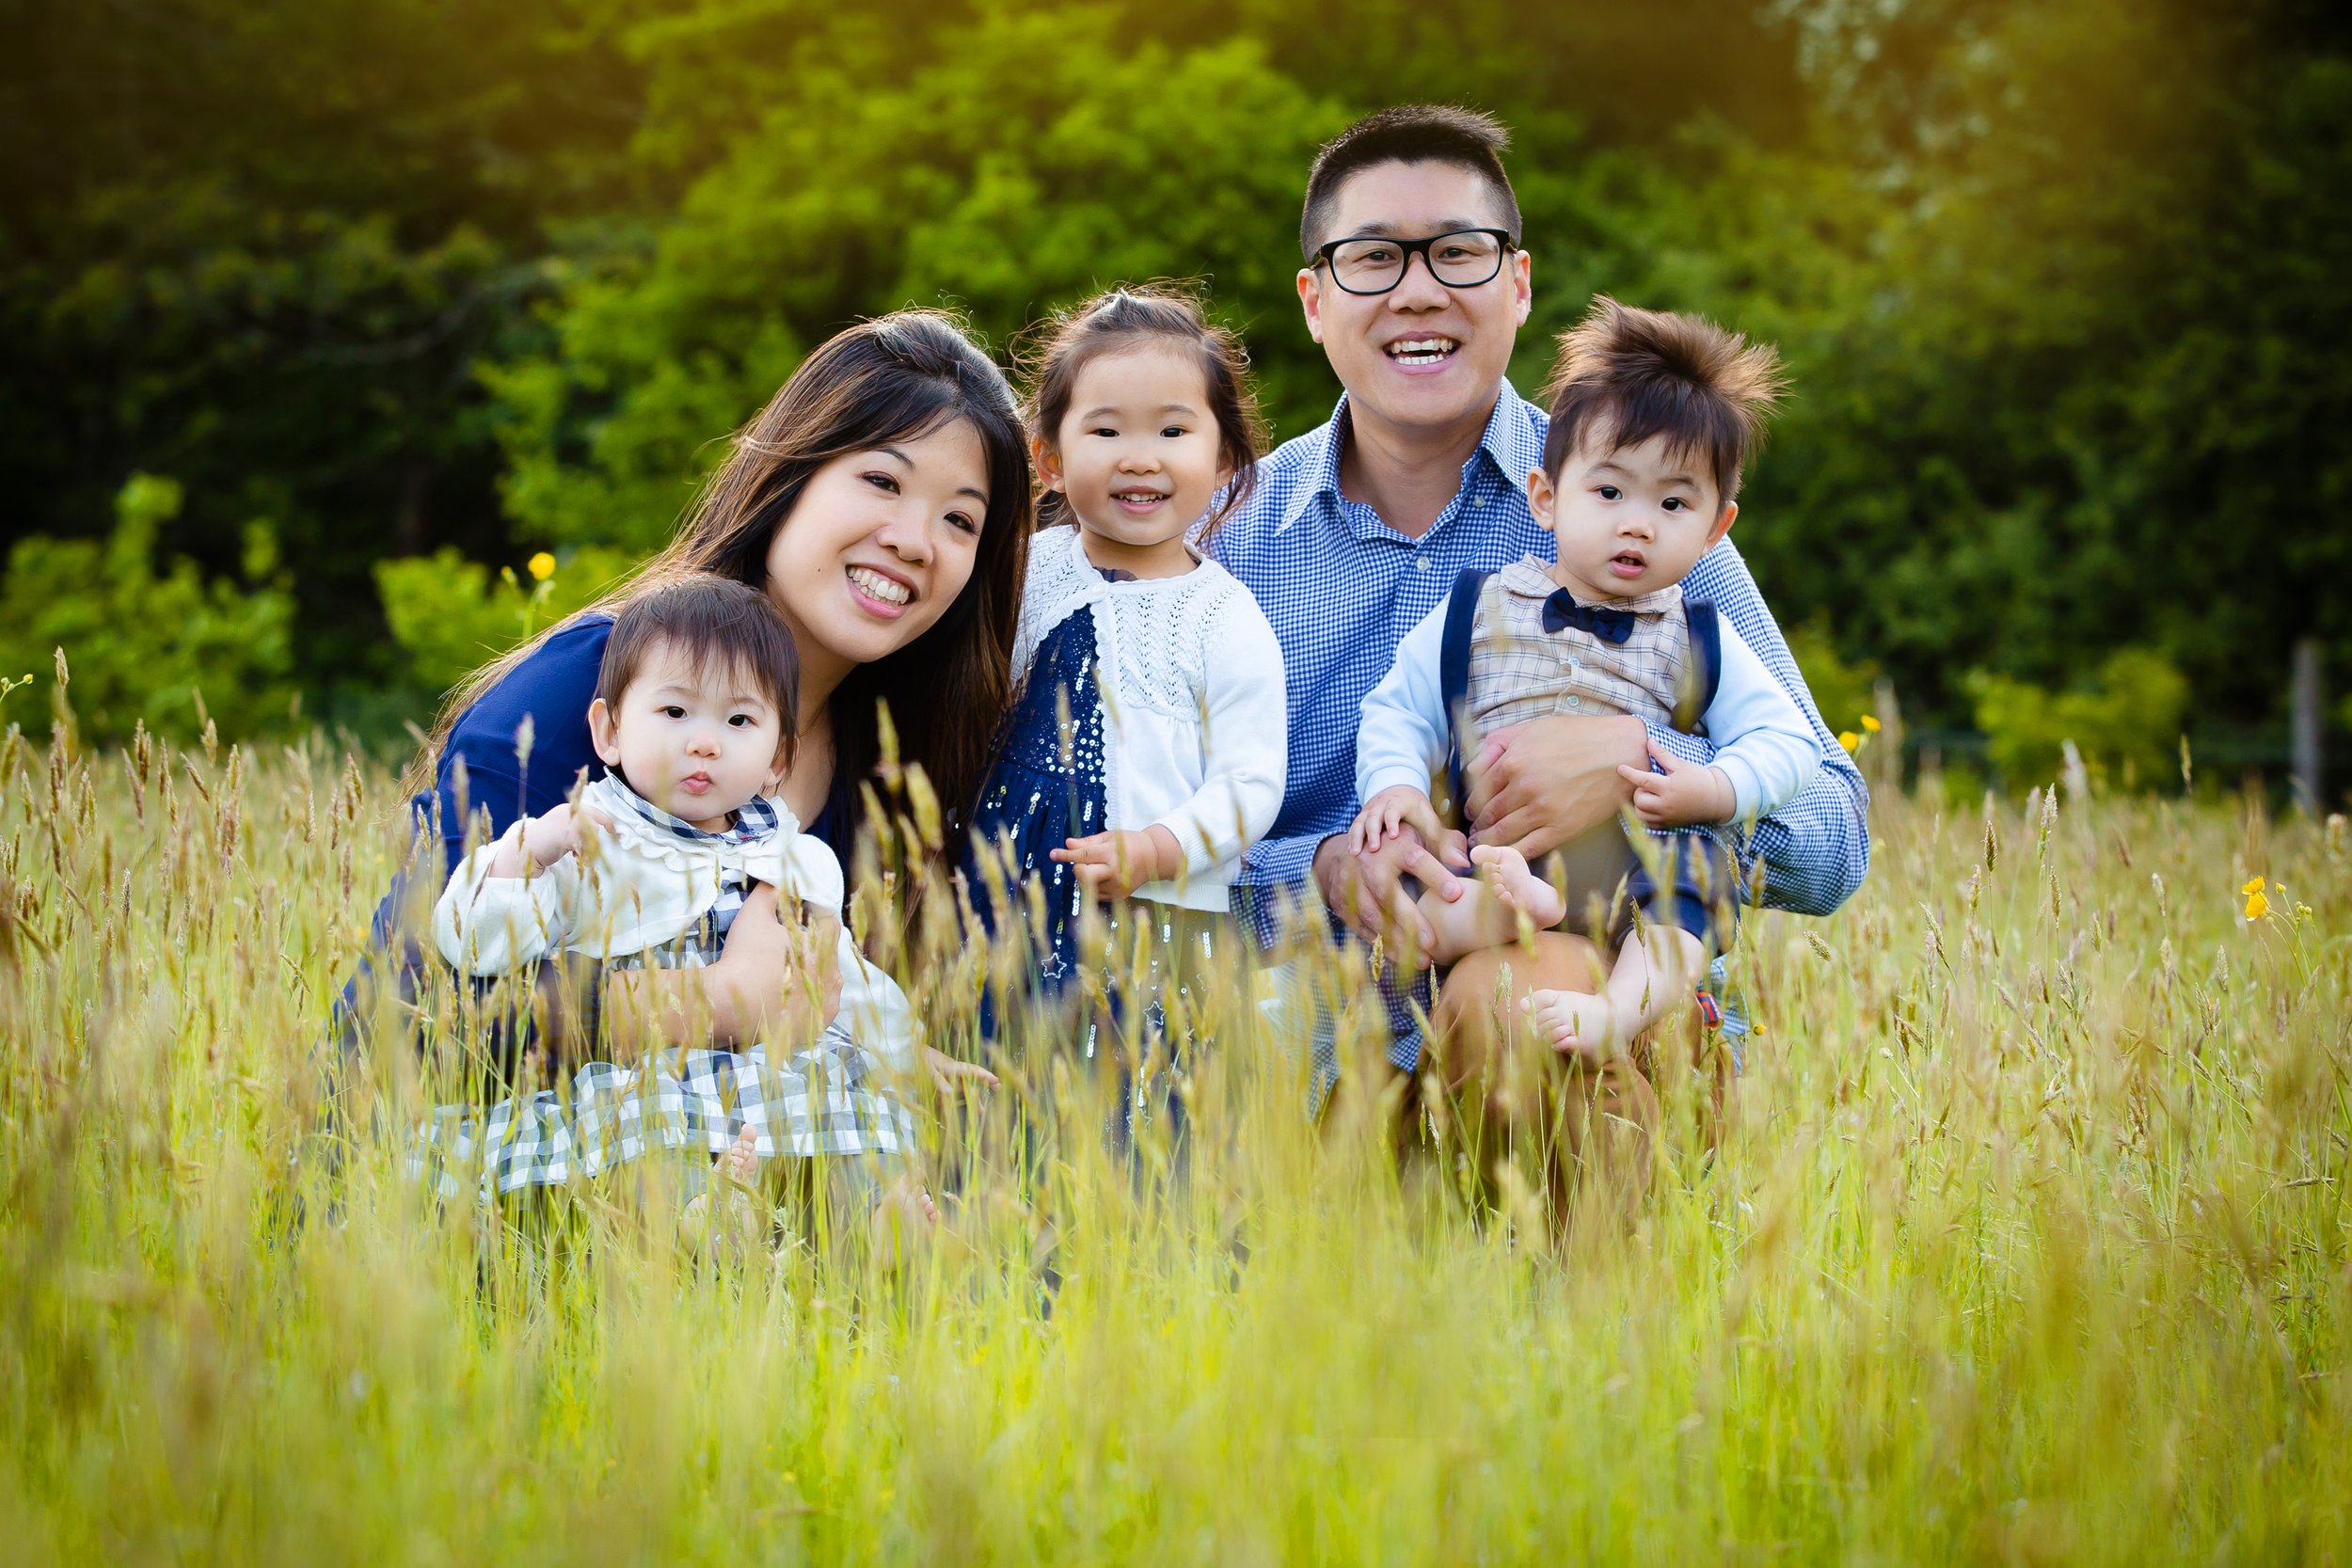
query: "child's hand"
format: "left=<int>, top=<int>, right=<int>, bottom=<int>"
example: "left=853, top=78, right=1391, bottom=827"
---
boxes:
left=529, top=801, right=620, bottom=864
left=1523, top=986, right=1626, bottom=1062
left=1349, top=786, right=1445, bottom=854
left=486, top=800, right=615, bottom=878
left=924, top=1045, right=998, bottom=1101
left=1051, top=826, right=1179, bottom=902
left=519, top=802, right=585, bottom=868
left=1615, top=740, right=1735, bottom=828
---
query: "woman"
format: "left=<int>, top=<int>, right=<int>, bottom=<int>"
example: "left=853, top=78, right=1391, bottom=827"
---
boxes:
left=376, top=309, right=1024, bottom=1201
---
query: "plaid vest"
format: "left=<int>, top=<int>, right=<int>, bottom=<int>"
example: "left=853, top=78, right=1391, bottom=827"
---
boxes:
left=1463, top=559, right=1695, bottom=744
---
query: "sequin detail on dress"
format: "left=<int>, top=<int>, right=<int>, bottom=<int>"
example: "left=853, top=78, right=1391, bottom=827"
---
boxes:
left=964, top=605, right=1108, bottom=1008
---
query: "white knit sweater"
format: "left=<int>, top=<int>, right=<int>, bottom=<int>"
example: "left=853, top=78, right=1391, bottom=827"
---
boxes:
left=1013, top=527, right=1287, bottom=912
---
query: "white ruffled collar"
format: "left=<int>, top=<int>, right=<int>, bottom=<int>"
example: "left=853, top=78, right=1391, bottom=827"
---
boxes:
left=580, top=773, right=796, bottom=879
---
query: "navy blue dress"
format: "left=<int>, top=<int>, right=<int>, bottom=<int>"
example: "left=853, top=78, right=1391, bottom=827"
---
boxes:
left=962, top=605, right=1107, bottom=1014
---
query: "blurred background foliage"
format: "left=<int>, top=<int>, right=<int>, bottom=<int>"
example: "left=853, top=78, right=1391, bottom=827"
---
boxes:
left=3, top=0, right=2346, bottom=788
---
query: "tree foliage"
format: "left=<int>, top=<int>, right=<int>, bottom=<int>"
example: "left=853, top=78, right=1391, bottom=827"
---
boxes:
left=1, top=0, right=2344, bottom=762
left=0, top=475, right=295, bottom=744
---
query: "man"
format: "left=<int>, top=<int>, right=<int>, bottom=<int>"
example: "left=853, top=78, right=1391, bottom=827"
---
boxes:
left=1209, top=104, right=1868, bottom=1166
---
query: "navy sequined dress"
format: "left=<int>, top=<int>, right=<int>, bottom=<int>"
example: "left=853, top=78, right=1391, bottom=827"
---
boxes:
left=964, top=604, right=1107, bottom=1010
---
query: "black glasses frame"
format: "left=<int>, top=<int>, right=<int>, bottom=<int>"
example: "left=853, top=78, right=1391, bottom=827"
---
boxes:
left=1310, top=228, right=1518, bottom=295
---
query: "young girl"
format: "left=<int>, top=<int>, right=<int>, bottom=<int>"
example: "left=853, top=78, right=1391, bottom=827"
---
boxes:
left=963, top=288, right=1287, bottom=1087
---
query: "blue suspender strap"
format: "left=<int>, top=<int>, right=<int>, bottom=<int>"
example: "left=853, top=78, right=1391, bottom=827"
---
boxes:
left=1674, top=598, right=1723, bottom=734
left=1438, top=568, right=1491, bottom=815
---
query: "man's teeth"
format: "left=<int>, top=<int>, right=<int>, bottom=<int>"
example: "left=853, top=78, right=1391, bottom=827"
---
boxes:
left=1387, top=338, right=1458, bottom=364
left=849, top=566, right=911, bottom=605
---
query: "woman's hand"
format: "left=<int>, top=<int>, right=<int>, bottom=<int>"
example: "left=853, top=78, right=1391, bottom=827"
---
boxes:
left=605, top=885, right=838, bottom=1050
left=1052, top=825, right=1181, bottom=902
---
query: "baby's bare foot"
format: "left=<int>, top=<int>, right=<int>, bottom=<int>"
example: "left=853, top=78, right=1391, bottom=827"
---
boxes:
left=681, top=1124, right=767, bottom=1251
left=1524, top=987, right=1619, bottom=1061
left=868, top=1174, right=939, bottom=1271
left=1470, top=844, right=1567, bottom=927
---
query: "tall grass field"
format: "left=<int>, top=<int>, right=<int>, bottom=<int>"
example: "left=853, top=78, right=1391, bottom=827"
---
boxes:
left=2, top=711, right=2346, bottom=1564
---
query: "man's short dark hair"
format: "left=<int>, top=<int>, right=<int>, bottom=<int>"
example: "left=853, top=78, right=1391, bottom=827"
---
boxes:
left=598, top=573, right=801, bottom=769
left=1299, top=104, right=1521, bottom=261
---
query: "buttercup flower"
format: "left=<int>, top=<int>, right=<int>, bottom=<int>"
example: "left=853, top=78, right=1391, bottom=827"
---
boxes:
left=2241, top=877, right=2267, bottom=920
left=527, top=551, right=556, bottom=582
left=1837, top=731, right=1860, bottom=753
left=1860, top=714, right=1882, bottom=733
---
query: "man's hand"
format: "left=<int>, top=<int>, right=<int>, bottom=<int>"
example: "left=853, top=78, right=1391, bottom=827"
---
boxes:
left=1051, top=825, right=1181, bottom=902
left=1616, top=739, right=1735, bottom=828
left=1348, top=785, right=1446, bottom=854
left=1311, top=827, right=1461, bottom=962
left=1464, top=714, right=1648, bottom=859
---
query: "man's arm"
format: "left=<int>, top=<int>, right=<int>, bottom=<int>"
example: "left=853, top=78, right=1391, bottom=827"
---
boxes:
left=1467, top=540, right=1868, bottom=916
left=1668, top=538, right=1869, bottom=915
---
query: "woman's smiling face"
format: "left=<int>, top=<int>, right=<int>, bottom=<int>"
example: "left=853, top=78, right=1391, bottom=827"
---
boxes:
left=761, top=419, right=991, bottom=700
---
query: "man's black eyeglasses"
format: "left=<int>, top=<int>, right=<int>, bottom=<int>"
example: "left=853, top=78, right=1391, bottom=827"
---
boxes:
left=1310, top=229, right=1517, bottom=296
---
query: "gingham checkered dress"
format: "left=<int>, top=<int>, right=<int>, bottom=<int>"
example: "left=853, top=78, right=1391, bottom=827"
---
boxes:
left=410, top=781, right=916, bottom=1204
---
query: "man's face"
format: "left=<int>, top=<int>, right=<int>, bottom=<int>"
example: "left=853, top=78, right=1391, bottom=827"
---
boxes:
left=1296, top=159, right=1532, bottom=438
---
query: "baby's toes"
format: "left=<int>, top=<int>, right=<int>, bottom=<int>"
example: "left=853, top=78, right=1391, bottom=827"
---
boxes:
left=722, top=1123, right=760, bottom=1183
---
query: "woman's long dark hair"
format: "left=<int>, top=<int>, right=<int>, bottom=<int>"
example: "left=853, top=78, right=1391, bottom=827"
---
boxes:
left=408, top=309, right=1031, bottom=836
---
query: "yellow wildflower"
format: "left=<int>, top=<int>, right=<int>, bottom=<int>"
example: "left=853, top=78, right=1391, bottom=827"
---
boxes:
left=527, top=551, right=557, bottom=582
left=1860, top=714, right=1882, bottom=733
left=2242, top=879, right=2267, bottom=920
left=1837, top=731, right=1860, bottom=753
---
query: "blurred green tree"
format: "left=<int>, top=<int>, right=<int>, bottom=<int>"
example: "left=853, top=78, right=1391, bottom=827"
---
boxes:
left=484, top=4, right=1347, bottom=553
left=0, top=0, right=2344, bottom=768
left=0, top=474, right=295, bottom=744
left=0, top=0, right=642, bottom=714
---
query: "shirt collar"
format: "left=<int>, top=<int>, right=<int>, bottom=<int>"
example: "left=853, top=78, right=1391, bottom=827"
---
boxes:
left=591, top=772, right=778, bottom=846
left=1277, top=380, right=1543, bottom=536
left=1499, top=556, right=1685, bottom=618
left=1066, top=521, right=1198, bottom=584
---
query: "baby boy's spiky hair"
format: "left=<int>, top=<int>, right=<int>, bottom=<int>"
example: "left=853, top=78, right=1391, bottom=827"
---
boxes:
left=1540, top=296, right=1787, bottom=505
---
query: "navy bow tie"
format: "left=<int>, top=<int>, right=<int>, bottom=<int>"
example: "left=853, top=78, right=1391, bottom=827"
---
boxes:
left=1542, top=590, right=1637, bottom=643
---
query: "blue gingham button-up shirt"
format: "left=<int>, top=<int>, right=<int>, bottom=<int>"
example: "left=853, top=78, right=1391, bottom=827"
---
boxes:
left=1210, top=383, right=1869, bottom=1033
